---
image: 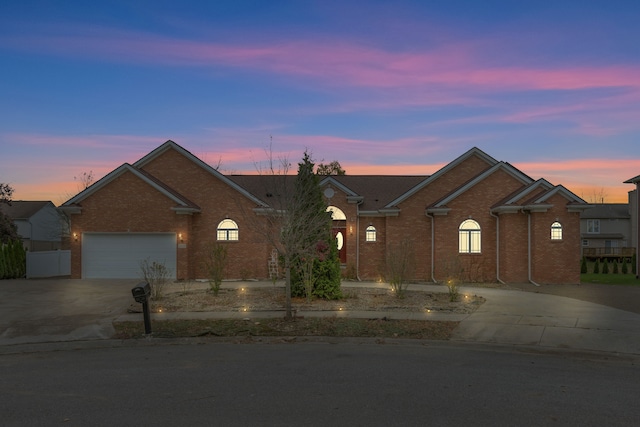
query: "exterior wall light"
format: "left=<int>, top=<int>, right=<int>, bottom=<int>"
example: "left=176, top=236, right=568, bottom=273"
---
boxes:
left=73, top=233, right=78, bottom=242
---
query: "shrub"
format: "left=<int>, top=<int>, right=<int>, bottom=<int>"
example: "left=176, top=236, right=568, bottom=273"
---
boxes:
left=593, top=259, right=600, bottom=274
left=446, top=278, right=460, bottom=302
left=0, top=240, right=26, bottom=279
left=622, top=258, right=629, bottom=274
left=602, top=259, right=609, bottom=274
left=613, top=260, right=619, bottom=274
left=139, top=258, right=171, bottom=300
left=203, top=242, right=228, bottom=296
left=580, top=257, right=588, bottom=274
left=386, top=239, right=416, bottom=298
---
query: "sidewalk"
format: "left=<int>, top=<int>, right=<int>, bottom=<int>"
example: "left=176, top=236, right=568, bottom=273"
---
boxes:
left=2, top=279, right=640, bottom=356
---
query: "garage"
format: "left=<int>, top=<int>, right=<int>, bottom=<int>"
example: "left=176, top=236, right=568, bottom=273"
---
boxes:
left=82, top=233, right=177, bottom=279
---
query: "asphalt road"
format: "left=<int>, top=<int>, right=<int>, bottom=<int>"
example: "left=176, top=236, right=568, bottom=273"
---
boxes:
left=2, top=340, right=639, bottom=426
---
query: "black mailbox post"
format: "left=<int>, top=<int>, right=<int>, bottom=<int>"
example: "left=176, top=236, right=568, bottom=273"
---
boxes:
left=131, top=282, right=152, bottom=335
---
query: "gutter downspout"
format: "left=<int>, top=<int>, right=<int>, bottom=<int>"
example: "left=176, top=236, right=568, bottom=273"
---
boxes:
left=490, top=211, right=506, bottom=285
left=527, top=210, right=541, bottom=287
left=356, top=201, right=362, bottom=281
left=426, top=212, right=437, bottom=283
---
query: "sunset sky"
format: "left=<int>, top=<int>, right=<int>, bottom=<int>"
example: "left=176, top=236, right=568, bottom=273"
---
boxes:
left=2, top=1, right=639, bottom=205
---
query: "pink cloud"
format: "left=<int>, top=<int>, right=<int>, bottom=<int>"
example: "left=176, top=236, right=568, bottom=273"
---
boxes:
left=7, top=26, right=640, bottom=94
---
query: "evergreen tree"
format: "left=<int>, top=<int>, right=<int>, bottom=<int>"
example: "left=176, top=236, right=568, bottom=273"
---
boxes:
left=602, top=259, right=609, bottom=274
left=613, top=260, right=619, bottom=274
left=593, top=259, right=600, bottom=274
left=622, top=258, right=629, bottom=274
left=289, top=151, right=341, bottom=299
left=580, top=257, right=588, bottom=274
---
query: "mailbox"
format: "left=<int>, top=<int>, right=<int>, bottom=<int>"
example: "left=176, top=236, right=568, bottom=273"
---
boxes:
left=132, top=282, right=151, bottom=304
left=131, top=281, right=152, bottom=335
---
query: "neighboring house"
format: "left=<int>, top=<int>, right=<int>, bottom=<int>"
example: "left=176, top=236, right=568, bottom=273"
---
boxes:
left=580, top=203, right=633, bottom=260
left=60, top=140, right=590, bottom=284
left=0, top=201, right=64, bottom=251
left=624, top=175, right=640, bottom=277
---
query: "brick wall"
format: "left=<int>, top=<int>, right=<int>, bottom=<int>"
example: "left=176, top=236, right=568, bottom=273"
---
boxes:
left=530, top=194, right=582, bottom=284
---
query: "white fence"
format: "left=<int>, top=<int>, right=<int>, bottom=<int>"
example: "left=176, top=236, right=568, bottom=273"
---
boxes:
left=26, top=250, right=71, bottom=278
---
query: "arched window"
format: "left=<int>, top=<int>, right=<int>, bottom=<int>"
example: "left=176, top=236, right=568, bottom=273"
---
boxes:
left=326, top=206, right=347, bottom=220
left=551, top=221, right=563, bottom=240
left=365, top=225, right=377, bottom=242
left=217, top=219, right=239, bottom=241
left=459, top=219, right=481, bottom=253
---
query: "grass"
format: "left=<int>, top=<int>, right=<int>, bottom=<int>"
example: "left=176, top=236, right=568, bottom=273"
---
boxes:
left=113, top=318, right=459, bottom=340
left=581, top=260, right=640, bottom=285
left=580, top=273, right=640, bottom=285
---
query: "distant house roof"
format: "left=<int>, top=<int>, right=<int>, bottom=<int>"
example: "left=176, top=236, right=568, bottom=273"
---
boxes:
left=580, top=203, right=630, bottom=219
left=0, top=201, right=54, bottom=219
left=624, top=174, right=640, bottom=184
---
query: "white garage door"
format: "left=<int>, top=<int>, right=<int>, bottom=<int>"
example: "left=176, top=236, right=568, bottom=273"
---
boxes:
left=82, top=233, right=177, bottom=279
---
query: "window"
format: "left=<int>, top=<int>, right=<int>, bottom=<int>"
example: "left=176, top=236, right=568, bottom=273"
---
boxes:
left=551, top=221, right=563, bottom=240
left=587, top=219, right=600, bottom=234
left=459, top=219, right=481, bottom=254
left=582, top=239, right=589, bottom=247
left=365, top=225, right=377, bottom=242
left=217, top=219, right=239, bottom=241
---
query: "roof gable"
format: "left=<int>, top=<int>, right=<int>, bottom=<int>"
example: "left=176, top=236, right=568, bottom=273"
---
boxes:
left=430, top=162, right=534, bottom=209
left=134, top=140, right=268, bottom=207
left=384, top=147, right=498, bottom=208
left=61, top=163, right=200, bottom=212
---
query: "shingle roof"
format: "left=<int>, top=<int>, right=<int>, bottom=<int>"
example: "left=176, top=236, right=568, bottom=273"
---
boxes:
left=227, top=174, right=427, bottom=212
left=0, top=201, right=53, bottom=219
left=580, top=203, right=630, bottom=219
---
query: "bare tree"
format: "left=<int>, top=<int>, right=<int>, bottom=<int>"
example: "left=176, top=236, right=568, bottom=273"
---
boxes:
left=74, top=170, right=95, bottom=191
left=582, top=187, right=608, bottom=204
left=241, top=147, right=336, bottom=318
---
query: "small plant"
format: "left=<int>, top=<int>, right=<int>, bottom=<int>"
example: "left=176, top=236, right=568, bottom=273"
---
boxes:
left=139, top=258, right=171, bottom=300
left=580, top=257, right=588, bottom=274
left=602, top=259, right=609, bottom=274
left=445, top=278, right=460, bottom=302
left=613, top=260, right=619, bottom=274
left=179, top=280, right=190, bottom=295
left=622, top=258, right=629, bottom=274
left=204, top=242, right=228, bottom=296
left=593, top=259, right=600, bottom=274
left=386, top=239, right=416, bottom=298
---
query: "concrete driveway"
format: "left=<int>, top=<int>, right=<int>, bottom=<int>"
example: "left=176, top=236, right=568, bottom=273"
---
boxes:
left=0, top=278, right=137, bottom=345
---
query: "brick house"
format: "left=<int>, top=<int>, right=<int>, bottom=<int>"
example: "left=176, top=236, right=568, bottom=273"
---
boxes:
left=61, top=140, right=589, bottom=284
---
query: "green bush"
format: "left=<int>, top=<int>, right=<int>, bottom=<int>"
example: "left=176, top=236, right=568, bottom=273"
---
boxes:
left=0, top=240, right=26, bottom=279
left=580, top=257, right=588, bottom=274
left=602, top=259, right=609, bottom=274
left=622, top=258, right=629, bottom=274
left=613, top=260, right=619, bottom=274
left=291, top=239, right=342, bottom=300
left=593, top=259, right=600, bottom=274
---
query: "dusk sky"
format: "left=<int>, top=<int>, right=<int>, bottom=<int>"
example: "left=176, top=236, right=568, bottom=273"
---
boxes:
left=2, top=1, right=639, bottom=205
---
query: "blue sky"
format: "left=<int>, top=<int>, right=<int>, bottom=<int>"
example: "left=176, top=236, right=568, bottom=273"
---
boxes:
left=1, top=0, right=639, bottom=204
